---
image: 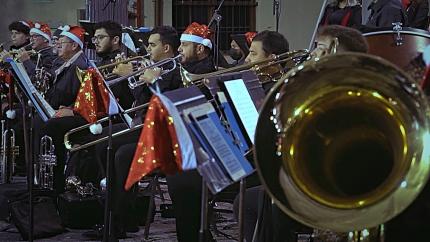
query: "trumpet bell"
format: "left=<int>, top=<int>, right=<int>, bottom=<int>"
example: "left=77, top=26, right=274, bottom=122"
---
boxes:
left=254, top=53, right=430, bottom=232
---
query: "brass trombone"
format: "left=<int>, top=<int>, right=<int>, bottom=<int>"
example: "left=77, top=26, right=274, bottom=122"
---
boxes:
left=64, top=103, right=148, bottom=152
left=180, top=49, right=310, bottom=87
left=63, top=49, right=309, bottom=152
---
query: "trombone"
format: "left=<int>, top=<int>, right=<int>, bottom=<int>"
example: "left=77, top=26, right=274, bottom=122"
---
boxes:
left=180, top=49, right=310, bottom=87
left=64, top=103, right=148, bottom=152
left=63, top=49, right=309, bottom=152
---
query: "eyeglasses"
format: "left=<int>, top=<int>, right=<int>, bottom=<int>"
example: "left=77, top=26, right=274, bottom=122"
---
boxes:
left=91, top=35, right=110, bottom=43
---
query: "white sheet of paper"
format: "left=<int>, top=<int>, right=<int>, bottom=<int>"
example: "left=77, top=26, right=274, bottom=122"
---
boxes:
left=224, top=79, right=258, bottom=144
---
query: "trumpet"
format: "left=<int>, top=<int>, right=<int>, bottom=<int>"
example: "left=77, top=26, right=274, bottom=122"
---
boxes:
left=97, top=54, right=150, bottom=70
left=34, top=135, right=57, bottom=190
left=0, top=120, right=19, bottom=184
left=106, top=54, right=182, bottom=88
left=180, top=49, right=310, bottom=87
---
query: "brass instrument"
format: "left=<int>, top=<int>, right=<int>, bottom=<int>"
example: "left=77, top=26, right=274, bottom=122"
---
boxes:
left=180, top=49, right=310, bottom=87
left=64, top=50, right=309, bottom=152
left=254, top=53, right=430, bottom=239
left=64, top=103, right=148, bottom=152
left=106, top=54, right=182, bottom=88
left=97, top=54, right=150, bottom=70
left=34, top=135, right=57, bottom=190
left=97, top=54, right=150, bottom=79
left=0, top=120, right=19, bottom=184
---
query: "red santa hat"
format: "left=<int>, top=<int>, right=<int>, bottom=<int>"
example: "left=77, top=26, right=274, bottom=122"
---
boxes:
left=30, top=22, right=52, bottom=42
left=19, top=20, right=34, bottom=29
left=245, top=31, right=257, bottom=46
left=180, top=22, right=213, bottom=49
left=60, top=25, right=85, bottom=49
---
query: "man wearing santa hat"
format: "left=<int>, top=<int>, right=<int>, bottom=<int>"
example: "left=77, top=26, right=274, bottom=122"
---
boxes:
left=33, top=25, right=90, bottom=193
left=165, top=22, right=215, bottom=242
left=17, top=22, right=61, bottom=84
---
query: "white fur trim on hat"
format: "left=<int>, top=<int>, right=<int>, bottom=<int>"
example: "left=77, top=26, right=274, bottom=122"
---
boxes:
left=60, top=30, right=83, bottom=49
left=180, top=34, right=212, bottom=49
left=30, top=28, right=51, bottom=42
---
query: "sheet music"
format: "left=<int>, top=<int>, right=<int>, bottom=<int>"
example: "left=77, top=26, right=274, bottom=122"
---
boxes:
left=224, top=79, right=258, bottom=144
left=8, top=60, right=56, bottom=121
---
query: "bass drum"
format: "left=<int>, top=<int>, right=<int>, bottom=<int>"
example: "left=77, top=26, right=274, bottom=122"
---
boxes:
left=363, top=27, right=430, bottom=80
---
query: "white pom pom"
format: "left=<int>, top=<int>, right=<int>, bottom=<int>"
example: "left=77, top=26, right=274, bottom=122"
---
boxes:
left=100, top=178, right=106, bottom=191
left=89, top=123, right=103, bottom=135
left=423, top=45, right=430, bottom=66
left=63, top=25, right=70, bottom=32
left=35, top=23, right=41, bottom=29
left=201, top=39, right=212, bottom=49
left=6, top=109, right=16, bottom=120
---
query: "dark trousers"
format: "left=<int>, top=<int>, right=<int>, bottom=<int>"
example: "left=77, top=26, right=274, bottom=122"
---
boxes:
left=111, top=142, right=140, bottom=233
left=166, top=169, right=203, bottom=242
left=34, top=115, right=87, bottom=193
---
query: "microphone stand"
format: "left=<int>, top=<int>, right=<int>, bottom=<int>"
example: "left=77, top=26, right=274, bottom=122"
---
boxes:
left=273, top=0, right=281, bottom=32
left=208, top=0, right=225, bottom=70
left=102, top=0, right=117, bottom=21
left=102, top=115, right=114, bottom=242
left=19, top=92, right=34, bottom=242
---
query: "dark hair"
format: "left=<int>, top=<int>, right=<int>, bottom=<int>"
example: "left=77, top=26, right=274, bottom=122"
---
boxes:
left=94, top=20, right=122, bottom=44
left=252, top=30, right=289, bottom=55
left=150, top=26, right=180, bottom=55
left=8, top=21, right=30, bottom=35
left=318, top=25, right=368, bottom=53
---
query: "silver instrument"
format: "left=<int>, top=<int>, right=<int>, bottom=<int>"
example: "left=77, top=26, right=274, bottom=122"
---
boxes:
left=0, top=120, right=19, bottom=184
left=34, top=135, right=57, bottom=190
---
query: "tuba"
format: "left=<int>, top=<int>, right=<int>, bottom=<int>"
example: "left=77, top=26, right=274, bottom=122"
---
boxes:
left=34, top=135, right=57, bottom=190
left=0, top=120, right=19, bottom=184
left=254, top=53, right=430, bottom=238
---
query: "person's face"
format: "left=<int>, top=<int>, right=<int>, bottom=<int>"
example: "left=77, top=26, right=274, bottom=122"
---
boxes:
left=11, top=30, right=29, bottom=47
left=311, top=35, right=333, bottom=59
left=245, top=41, right=268, bottom=63
left=178, top=41, right=198, bottom=64
left=93, top=28, right=114, bottom=55
left=30, top=34, right=48, bottom=51
left=147, top=33, right=169, bottom=62
left=229, top=40, right=243, bottom=61
left=57, top=36, right=76, bottom=60
left=52, top=36, right=60, bottom=54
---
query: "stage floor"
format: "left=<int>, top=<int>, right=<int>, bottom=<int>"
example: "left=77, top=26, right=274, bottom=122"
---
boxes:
left=0, top=178, right=239, bottom=241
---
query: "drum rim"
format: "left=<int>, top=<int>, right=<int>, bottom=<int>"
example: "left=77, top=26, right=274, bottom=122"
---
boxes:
left=363, top=27, right=430, bottom=38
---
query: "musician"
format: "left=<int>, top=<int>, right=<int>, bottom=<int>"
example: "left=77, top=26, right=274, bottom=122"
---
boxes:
left=404, top=0, right=429, bottom=30
left=366, top=0, right=407, bottom=28
left=90, top=20, right=134, bottom=109
left=244, top=30, right=289, bottom=91
left=0, top=21, right=33, bottom=61
left=235, top=25, right=369, bottom=242
left=17, top=22, right=60, bottom=82
left=34, top=25, right=89, bottom=192
left=228, top=31, right=256, bottom=65
left=320, top=0, right=362, bottom=29
left=312, top=24, right=369, bottom=59
left=82, top=26, right=182, bottom=239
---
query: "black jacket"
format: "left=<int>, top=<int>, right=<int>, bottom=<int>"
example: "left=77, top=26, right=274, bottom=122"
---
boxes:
left=22, top=46, right=62, bottom=88
left=45, top=51, right=89, bottom=109
left=320, top=5, right=362, bottom=29
left=96, top=49, right=134, bottom=109
left=406, top=0, right=429, bottom=30
left=366, top=0, right=407, bottom=28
